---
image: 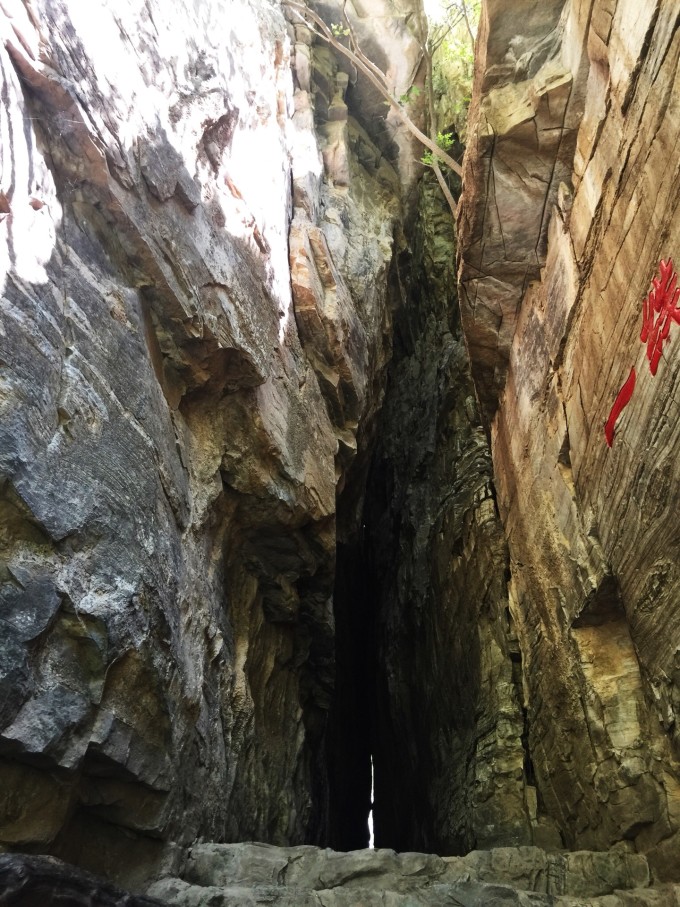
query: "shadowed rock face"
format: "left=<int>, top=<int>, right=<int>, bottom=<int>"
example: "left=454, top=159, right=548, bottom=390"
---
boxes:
left=0, top=0, right=534, bottom=876
left=458, top=0, right=680, bottom=881
left=0, top=854, right=165, bottom=906
left=358, top=172, right=536, bottom=856
left=8, top=0, right=522, bottom=887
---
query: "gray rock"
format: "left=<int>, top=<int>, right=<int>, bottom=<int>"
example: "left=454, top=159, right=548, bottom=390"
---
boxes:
left=148, top=842, right=674, bottom=907
left=0, top=853, right=165, bottom=906
left=0, top=0, right=414, bottom=885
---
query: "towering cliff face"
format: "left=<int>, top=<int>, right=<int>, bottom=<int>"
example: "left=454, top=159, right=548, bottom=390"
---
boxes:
left=458, top=0, right=680, bottom=881
left=0, top=0, right=549, bottom=879
left=0, top=0, right=426, bottom=883
left=361, top=171, right=537, bottom=856
left=4, top=0, right=679, bottom=893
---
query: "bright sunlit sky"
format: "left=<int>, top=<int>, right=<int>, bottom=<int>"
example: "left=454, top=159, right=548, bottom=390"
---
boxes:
left=422, top=0, right=448, bottom=25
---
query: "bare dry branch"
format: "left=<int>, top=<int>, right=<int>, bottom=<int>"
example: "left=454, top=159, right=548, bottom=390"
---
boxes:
left=423, top=33, right=459, bottom=221
left=283, top=0, right=464, bottom=178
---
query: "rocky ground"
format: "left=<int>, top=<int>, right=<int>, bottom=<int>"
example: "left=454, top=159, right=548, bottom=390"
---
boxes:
left=3, top=844, right=680, bottom=906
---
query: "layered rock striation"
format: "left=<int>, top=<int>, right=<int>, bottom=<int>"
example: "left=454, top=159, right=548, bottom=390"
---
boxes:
left=3, top=0, right=680, bottom=895
left=0, top=0, right=422, bottom=883
left=361, top=170, right=538, bottom=855
left=458, top=0, right=680, bottom=881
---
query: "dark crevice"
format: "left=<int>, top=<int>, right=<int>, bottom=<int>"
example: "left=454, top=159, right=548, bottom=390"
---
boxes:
left=572, top=574, right=624, bottom=627
left=326, top=527, right=376, bottom=851
left=325, top=164, right=508, bottom=854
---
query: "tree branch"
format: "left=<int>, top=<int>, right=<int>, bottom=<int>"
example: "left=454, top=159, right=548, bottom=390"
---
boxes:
left=423, top=32, right=459, bottom=221
left=459, top=0, right=476, bottom=52
left=283, top=0, right=463, bottom=178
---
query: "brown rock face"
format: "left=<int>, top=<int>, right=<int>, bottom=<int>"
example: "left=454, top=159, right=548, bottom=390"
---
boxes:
left=0, top=0, right=420, bottom=884
left=5, top=0, right=680, bottom=889
left=459, top=0, right=680, bottom=880
left=457, top=0, right=583, bottom=424
left=359, top=173, right=534, bottom=856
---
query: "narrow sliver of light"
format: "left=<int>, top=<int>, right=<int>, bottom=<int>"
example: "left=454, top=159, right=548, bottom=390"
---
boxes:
left=368, top=755, right=375, bottom=849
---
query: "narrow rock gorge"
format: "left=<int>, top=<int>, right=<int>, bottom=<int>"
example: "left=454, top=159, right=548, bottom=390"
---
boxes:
left=0, top=0, right=679, bottom=904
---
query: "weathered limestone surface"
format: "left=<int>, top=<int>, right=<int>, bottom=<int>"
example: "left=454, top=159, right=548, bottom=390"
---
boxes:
left=0, top=0, right=419, bottom=885
left=146, top=842, right=671, bottom=906
left=459, top=0, right=680, bottom=881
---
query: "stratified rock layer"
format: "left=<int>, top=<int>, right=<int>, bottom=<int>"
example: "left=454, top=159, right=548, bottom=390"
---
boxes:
left=458, top=0, right=680, bottom=880
left=4, top=0, right=680, bottom=890
left=363, top=172, right=537, bottom=855
left=0, top=0, right=420, bottom=884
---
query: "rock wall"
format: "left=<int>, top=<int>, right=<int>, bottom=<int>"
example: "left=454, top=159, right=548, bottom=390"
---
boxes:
left=0, top=0, right=423, bottom=884
left=458, top=0, right=680, bottom=881
left=148, top=842, right=659, bottom=907
left=5, top=0, right=679, bottom=890
left=3, top=844, right=671, bottom=907
left=362, top=171, right=538, bottom=855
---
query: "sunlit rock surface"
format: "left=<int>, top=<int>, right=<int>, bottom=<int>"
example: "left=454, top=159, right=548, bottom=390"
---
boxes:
left=0, top=0, right=419, bottom=883
left=458, top=0, right=680, bottom=881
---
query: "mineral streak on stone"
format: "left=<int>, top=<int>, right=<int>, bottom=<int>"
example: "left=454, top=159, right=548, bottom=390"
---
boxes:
left=458, top=0, right=680, bottom=881
left=0, top=0, right=420, bottom=884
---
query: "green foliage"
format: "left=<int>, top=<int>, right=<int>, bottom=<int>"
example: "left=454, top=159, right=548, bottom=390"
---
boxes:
left=427, top=0, right=480, bottom=141
left=420, top=130, right=455, bottom=167
left=398, top=85, right=422, bottom=105
left=330, top=22, right=350, bottom=37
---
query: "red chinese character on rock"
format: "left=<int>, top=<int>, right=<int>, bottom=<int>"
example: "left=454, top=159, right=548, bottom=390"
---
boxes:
left=640, top=258, right=680, bottom=376
left=604, top=366, right=636, bottom=448
left=604, top=258, right=679, bottom=447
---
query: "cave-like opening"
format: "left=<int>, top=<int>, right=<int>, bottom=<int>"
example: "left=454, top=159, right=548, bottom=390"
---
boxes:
left=323, top=155, right=495, bottom=854
left=326, top=528, right=377, bottom=851
left=326, top=442, right=405, bottom=852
